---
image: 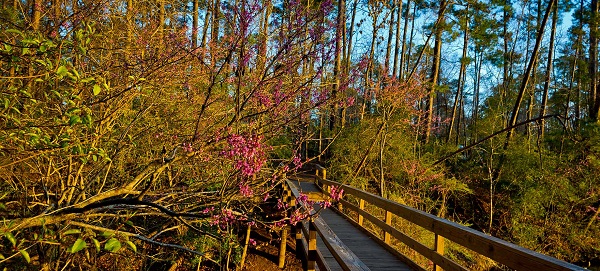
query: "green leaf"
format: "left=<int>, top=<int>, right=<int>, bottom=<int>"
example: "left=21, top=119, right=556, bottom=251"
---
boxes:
left=56, top=66, right=68, bottom=77
left=104, top=238, right=121, bottom=252
left=5, top=29, right=23, bottom=36
left=69, top=115, right=81, bottom=126
left=93, top=84, right=101, bottom=96
left=0, top=253, right=5, bottom=260
left=99, top=231, right=113, bottom=238
left=69, top=238, right=87, bottom=253
left=83, top=114, right=92, bottom=125
left=63, top=229, right=81, bottom=235
left=19, top=249, right=30, bottom=263
left=125, top=241, right=137, bottom=253
left=81, top=77, right=95, bottom=83
left=92, top=238, right=101, bottom=252
left=4, top=232, right=16, bottom=246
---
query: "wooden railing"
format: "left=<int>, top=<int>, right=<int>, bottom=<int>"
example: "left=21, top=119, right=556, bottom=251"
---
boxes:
left=313, top=165, right=585, bottom=271
left=282, top=179, right=370, bottom=271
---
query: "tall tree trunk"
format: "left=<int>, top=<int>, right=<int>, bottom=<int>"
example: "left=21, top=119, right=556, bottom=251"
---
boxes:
left=54, top=0, right=61, bottom=25
left=538, top=2, right=557, bottom=138
left=31, top=0, right=41, bottom=30
left=425, top=0, right=447, bottom=143
left=472, top=51, right=482, bottom=143
left=362, top=7, right=381, bottom=121
left=501, top=0, right=513, bottom=117
left=330, top=0, right=345, bottom=130
left=257, top=0, right=272, bottom=75
left=384, top=3, right=395, bottom=71
left=397, top=0, right=410, bottom=80
left=504, top=0, right=554, bottom=147
left=200, top=0, right=211, bottom=48
left=568, top=0, right=585, bottom=128
left=447, top=4, right=469, bottom=144
left=590, top=0, right=600, bottom=120
left=211, top=0, right=220, bottom=43
left=492, top=0, right=556, bottom=182
left=405, top=3, right=416, bottom=78
left=345, top=0, right=358, bottom=73
left=192, top=0, right=199, bottom=48
left=159, top=0, right=165, bottom=48
left=127, top=0, right=134, bottom=52
left=392, top=0, right=403, bottom=78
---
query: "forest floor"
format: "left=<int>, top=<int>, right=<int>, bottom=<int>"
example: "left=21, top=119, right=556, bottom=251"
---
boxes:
left=239, top=225, right=303, bottom=271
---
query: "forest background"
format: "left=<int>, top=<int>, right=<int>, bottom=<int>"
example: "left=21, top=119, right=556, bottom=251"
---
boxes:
left=0, top=0, right=599, bottom=269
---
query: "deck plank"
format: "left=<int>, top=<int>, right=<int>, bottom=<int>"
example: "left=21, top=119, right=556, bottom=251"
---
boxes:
left=289, top=177, right=413, bottom=271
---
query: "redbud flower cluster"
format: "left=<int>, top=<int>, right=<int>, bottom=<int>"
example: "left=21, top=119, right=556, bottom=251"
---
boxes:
left=221, top=133, right=267, bottom=177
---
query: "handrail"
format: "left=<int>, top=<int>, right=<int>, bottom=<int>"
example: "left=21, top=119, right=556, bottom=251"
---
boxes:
left=283, top=179, right=370, bottom=271
left=313, top=169, right=585, bottom=271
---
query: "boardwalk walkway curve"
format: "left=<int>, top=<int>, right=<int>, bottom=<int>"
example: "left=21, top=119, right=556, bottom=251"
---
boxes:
left=278, top=166, right=585, bottom=271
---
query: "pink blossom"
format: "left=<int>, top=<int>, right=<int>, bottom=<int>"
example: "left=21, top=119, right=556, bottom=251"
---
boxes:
left=289, top=209, right=308, bottom=225
left=292, top=155, right=302, bottom=170
left=202, top=207, right=215, bottom=214
left=276, top=198, right=288, bottom=210
left=210, top=209, right=237, bottom=229
left=182, top=142, right=193, bottom=152
left=221, top=133, right=267, bottom=177
left=330, top=186, right=344, bottom=201
left=297, top=193, right=309, bottom=204
left=345, top=96, right=355, bottom=107
left=320, top=201, right=332, bottom=209
left=239, top=183, right=254, bottom=197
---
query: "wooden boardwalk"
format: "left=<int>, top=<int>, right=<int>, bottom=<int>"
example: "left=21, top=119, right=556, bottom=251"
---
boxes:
left=284, top=169, right=584, bottom=271
left=288, top=175, right=412, bottom=271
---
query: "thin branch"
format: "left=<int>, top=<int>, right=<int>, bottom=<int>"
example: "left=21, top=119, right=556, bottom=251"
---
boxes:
left=433, top=115, right=559, bottom=166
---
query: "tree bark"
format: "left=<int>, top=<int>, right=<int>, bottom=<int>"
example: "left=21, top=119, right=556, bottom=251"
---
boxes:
left=330, top=0, right=345, bottom=130
left=211, top=0, right=220, bottom=43
left=447, top=4, right=469, bottom=144
left=345, top=0, right=358, bottom=73
left=192, top=0, right=199, bottom=48
left=200, top=0, right=211, bottom=48
left=257, top=0, right=272, bottom=75
left=31, top=0, right=41, bottom=30
left=590, top=0, right=600, bottom=120
left=392, top=0, right=403, bottom=78
left=493, top=0, right=556, bottom=182
left=425, top=0, right=447, bottom=143
left=384, top=2, right=395, bottom=71
left=504, top=0, right=554, bottom=148
left=538, top=2, right=557, bottom=138
left=159, top=0, right=165, bottom=47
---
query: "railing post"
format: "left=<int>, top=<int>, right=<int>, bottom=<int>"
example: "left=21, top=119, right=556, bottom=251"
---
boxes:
left=358, top=199, right=365, bottom=226
left=279, top=184, right=295, bottom=268
left=295, top=222, right=303, bottom=259
left=307, top=219, right=317, bottom=271
left=321, top=168, right=326, bottom=180
left=384, top=210, right=392, bottom=244
left=279, top=225, right=289, bottom=268
left=433, top=233, right=445, bottom=271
